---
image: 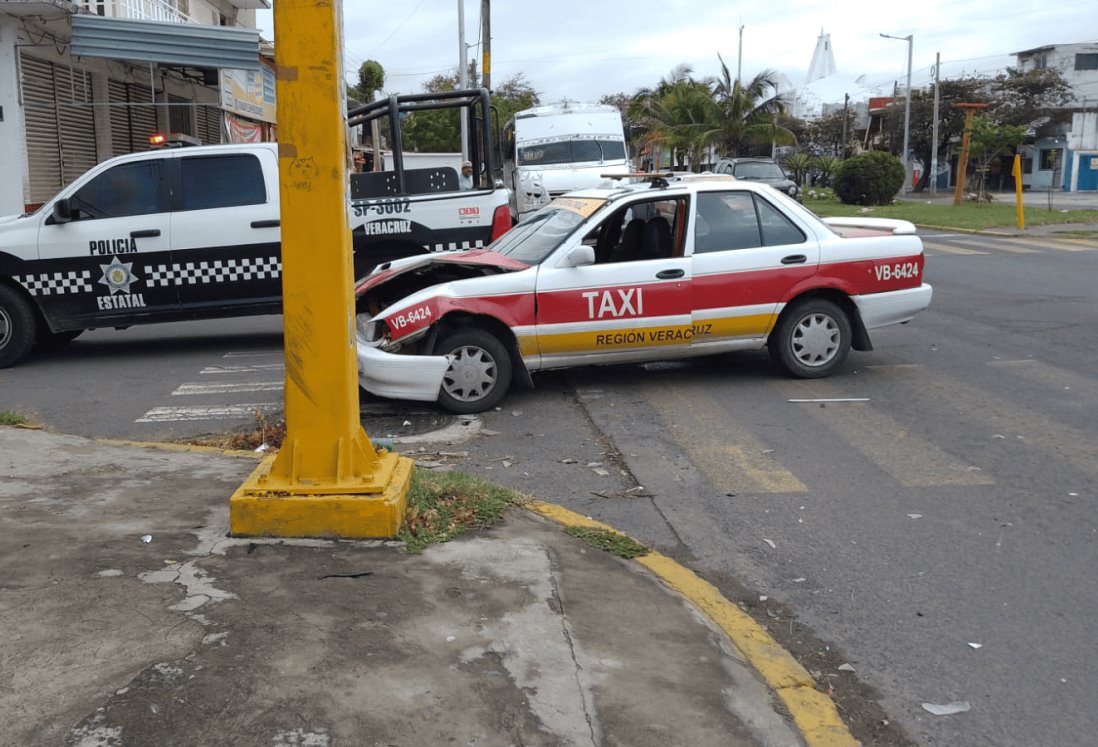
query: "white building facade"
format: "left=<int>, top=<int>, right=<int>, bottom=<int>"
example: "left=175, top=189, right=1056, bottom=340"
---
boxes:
left=0, top=0, right=272, bottom=216
left=1014, top=42, right=1098, bottom=192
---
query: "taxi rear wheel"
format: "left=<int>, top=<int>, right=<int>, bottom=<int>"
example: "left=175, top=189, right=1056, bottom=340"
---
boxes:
left=0, top=285, right=37, bottom=369
left=435, top=327, right=512, bottom=414
left=769, top=298, right=851, bottom=378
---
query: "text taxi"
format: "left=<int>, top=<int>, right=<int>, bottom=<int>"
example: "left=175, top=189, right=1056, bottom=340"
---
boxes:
left=353, top=175, right=933, bottom=414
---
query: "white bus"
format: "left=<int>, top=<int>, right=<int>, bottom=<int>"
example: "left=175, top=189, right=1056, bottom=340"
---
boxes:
left=502, top=102, right=631, bottom=221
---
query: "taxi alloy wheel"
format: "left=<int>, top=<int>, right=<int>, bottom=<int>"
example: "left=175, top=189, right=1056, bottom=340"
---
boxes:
left=0, top=285, right=37, bottom=369
left=770, top=298, right=851, bottom=379
left=436, top=328, right=512, bottom=414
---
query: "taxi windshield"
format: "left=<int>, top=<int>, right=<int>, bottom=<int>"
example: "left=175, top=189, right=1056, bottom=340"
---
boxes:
left=492, top=198, right=606, bottom=264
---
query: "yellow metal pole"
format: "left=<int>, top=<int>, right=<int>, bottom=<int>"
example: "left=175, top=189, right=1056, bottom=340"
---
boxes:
left=230, top=0, right=412, bottom=538
left=1012, top=153, right=1025, bottom=230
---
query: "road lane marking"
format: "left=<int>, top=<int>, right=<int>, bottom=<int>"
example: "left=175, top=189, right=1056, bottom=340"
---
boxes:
left=222, top=351, right=283, bottom=358
left=784, top=380, right=993, bottom=487
left=136, top=403, right=281, bottom=422
left=647, top=386, right=807, bottom=494
left=878, top=367, right=1098, bottom=480
left=172, top=382, right=284, bottom=395
left=921, top=240, right=989, bottom=255
left=200, top=364, right=285, bottom=374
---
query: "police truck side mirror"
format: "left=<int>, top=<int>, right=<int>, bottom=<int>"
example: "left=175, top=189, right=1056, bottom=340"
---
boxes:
left=51, top=198, right=73, bottom=224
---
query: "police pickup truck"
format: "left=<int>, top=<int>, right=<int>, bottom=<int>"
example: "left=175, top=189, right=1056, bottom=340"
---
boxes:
left=0, top=92, right=511, bottom=368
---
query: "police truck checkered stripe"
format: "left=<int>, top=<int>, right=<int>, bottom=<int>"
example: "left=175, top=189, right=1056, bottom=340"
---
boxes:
left=15, top=271, right=93, bottom=296
left=430, top=239, right=484, bottom=253
left=146, top=257, right=282, bottom=287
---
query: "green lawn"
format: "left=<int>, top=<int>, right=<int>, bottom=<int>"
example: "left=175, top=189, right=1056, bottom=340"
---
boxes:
left=805, top=192, right=1098, bottom=232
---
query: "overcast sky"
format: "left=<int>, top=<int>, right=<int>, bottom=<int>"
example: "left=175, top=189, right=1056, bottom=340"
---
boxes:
left=256, top=1, right=1097, bottom=104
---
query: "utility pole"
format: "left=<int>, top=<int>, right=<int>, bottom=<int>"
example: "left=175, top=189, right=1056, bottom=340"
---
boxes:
left=881, top=33, right=913, bottom=194
left=841, top=92, right=849, bottom=158
left=737, top=24, right=744, bottom=86
left=480, top=0, right=490, bottom=91
left=952, top=102, right=988, bottom=205
left=458, top=0, right=468, bottom=161
left=930, top=52, right=940, bottom=194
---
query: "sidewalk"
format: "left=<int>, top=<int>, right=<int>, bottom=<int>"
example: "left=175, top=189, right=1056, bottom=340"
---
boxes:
left=0, top=426, right=855, bottom=747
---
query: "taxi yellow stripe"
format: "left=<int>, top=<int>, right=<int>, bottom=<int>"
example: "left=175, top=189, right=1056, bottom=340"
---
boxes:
left=526, top=313, right=775, bottom=356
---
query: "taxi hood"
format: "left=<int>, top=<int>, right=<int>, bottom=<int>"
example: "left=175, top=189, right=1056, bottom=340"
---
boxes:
left=355, top=249, right=528, bottom=311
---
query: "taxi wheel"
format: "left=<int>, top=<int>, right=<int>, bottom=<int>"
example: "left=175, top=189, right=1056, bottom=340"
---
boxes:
left=769, top=298, right=851, bottom=378
left=436, top=328, right=512, bottom=414
left=0, top=285, right=37, bottom=369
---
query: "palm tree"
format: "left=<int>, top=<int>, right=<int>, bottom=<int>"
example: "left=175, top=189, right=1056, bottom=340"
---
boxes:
left=711, top=54, right=795, bottom=157
left=635, top=77, right=720, bottom=169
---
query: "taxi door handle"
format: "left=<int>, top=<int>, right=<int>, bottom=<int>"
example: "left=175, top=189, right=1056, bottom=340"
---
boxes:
left=656, top=268, right=685, bottom=279
left=251, top=219, right=280, bottom=229
left=781, top=254, right=807, bottom=265
left=129, top=229, right=160, bottom=238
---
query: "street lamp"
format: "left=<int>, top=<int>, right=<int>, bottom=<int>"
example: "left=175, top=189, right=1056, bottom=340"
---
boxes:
left=881, top=33, right=913, bottom=194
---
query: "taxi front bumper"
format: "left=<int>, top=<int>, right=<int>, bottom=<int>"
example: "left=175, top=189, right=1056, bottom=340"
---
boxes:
left=356, top=341, right=450, bottom=402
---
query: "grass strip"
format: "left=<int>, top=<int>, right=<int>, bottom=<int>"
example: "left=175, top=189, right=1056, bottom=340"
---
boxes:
left=399, top=468, right=520, bottom=553
left=564, top=525, right=649, bottom=559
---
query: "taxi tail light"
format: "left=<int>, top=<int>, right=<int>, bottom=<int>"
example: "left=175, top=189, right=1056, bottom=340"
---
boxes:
left=490, top=205, right=511, bottom=241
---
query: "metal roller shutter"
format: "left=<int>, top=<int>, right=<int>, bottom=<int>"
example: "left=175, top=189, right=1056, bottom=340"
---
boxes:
left=108, top=78, right=159, bottom=154
left=168, top=94, right=194, bottom=136
left=197, top=104, right=223, bottom=145
left=21, top=55, right=63, bottom=203
left=19, top=55, right=98, bottom=203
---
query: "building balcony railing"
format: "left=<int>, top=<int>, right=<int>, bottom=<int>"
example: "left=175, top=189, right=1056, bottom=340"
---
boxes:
left=75, top=0, right=196, bottom=24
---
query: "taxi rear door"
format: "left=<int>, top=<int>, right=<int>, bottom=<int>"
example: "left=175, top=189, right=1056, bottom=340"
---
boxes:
left=688, top=190, right=820, bottom=348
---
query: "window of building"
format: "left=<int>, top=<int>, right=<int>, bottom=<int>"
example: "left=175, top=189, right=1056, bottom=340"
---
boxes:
left=1075, top=53, right=1098, bottom=71
left=179, top=154, right=266, bottom=211
left=1039, top=148, right=1063, bottom=171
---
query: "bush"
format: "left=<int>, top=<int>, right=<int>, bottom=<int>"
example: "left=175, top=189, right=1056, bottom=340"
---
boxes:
left=833, top=151, right=905, bottom=206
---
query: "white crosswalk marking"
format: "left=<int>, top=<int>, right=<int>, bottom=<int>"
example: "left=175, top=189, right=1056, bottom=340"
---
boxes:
left=173, top=382, right=284, bottom=395
left=922, top=240, right=988, bottom=255
left=136, top=403, right=281, bottom=422
left=200, top=363, right=285, bottom=374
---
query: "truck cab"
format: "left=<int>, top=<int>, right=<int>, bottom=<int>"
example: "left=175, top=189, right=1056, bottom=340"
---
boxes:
left=502, top=102, right=632, bottom=221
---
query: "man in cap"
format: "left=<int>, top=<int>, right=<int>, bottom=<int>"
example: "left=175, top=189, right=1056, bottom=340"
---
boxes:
left=458, top=159, right=474, bottom=190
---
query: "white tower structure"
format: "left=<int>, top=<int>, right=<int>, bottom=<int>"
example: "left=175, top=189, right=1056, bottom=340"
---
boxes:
left=805, top=29, right=837, bottom=84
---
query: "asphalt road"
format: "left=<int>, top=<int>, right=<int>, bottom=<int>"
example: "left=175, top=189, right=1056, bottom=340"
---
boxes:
left=3, top=229, right=1097, bottom=745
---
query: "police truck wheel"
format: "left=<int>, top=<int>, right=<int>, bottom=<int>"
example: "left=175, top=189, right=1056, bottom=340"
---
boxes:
left=769, top=298, right=851, bottom=378
left=435, top=328, right=512, bottom=414
left=0, top=285, right=37, bottom=368
left=35, top=328, right=83, bottom=352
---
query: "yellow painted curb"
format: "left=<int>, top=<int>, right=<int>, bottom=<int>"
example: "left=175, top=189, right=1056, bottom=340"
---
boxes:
left=525, top=500, right=859, bottom=747
left=229, top=452, right=412, bottom=539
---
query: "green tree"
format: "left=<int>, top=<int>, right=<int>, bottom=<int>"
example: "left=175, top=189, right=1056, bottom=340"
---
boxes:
left=879, top=76, right=986, bottom=191
left=802, top=108, right=855, bottom=157
left=348, top=59, right=385, bottom=105
left=401, top=71, right=541, bottom=154
left=782, top=152, right=813, bottom=186
left=967, top=115, right=1027, bottom=198
left=710, top=54, right=795, bottom=157
left=989, top=67, right=1073, bottom=127
left=834, top=150, right=905, bottom=205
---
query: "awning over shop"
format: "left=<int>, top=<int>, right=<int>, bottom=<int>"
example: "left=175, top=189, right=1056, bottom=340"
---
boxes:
left=71, top=15, right=260, bottom=70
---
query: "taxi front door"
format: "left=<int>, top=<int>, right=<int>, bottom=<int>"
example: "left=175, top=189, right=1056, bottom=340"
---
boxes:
left=532, top=199, right=694, bottom=368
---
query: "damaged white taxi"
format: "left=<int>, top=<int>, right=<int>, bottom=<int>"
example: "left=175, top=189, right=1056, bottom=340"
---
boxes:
left=354, top=175, right=932, bottom=414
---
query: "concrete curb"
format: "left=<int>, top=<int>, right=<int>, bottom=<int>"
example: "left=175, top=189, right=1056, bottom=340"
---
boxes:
left=524, top=500, right=860, bottom=747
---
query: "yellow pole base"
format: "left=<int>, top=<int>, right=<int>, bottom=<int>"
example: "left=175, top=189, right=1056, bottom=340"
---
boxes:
left=229, top=452, right=413, bottom=539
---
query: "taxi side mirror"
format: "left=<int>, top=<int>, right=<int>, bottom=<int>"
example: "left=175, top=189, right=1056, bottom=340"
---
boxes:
left=562, top=245, right=595, bottom=268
